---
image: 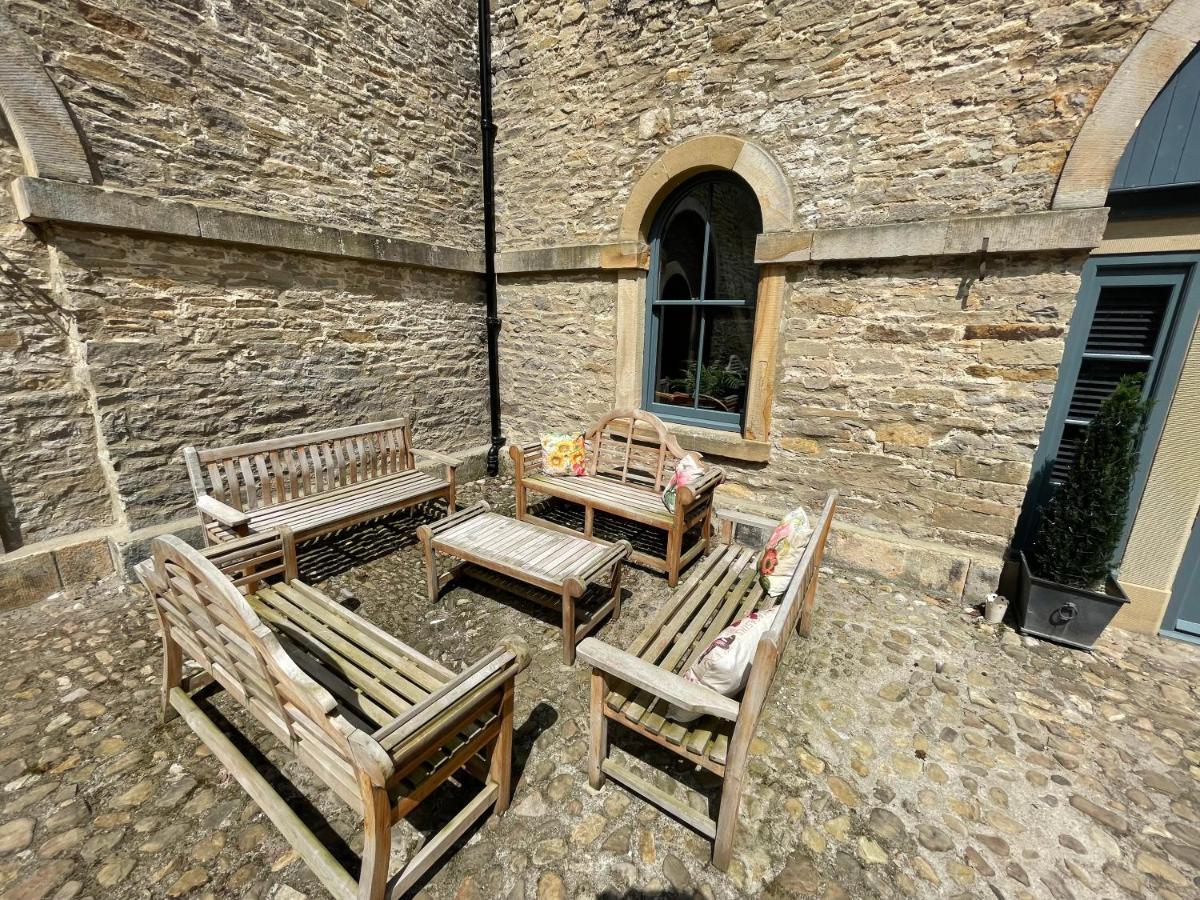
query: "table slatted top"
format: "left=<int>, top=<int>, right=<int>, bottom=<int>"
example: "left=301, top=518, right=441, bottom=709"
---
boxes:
left=432, top=512, right=610, bottom=589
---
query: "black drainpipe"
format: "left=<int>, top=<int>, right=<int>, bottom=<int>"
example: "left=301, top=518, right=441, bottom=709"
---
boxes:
left=477, top=0, right=504, bottom=476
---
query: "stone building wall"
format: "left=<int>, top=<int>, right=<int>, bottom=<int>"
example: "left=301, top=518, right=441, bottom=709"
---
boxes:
left=46, top=227, right=489, bottom=532
left=7, top=0, right=483, bottom=247
left=0, top=225, right=110, bottom=547
left=491, top=0, right=1168, bottom=247
left=497, top=273, right=618, bottom=439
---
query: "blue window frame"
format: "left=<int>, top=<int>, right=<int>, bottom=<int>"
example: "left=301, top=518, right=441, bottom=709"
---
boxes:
left=641, top=174, right=762, bottom=432
left=1016, top=253, right=1200, bottom=554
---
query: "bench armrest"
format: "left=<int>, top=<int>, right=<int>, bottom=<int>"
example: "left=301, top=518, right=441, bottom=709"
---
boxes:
left=412, top=447, right=463, bottom=469
left=508, top=441, right=541, bottom=479
left=577, top=638, right=741, bottom=721
left=374, top=635, right=531, bottom=758
left=677, top=465, right=725, bottom=507
left=196, top=495, right=250, bottom=530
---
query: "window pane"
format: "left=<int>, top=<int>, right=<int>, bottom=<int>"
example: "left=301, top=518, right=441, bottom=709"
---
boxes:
left=697, top=307, right=755, bottom=413
left=1085, top=283, right=1171, bottom=355
left=657, top=185, right=710, bottom=300
left=653, top=305, right=702, bottom=407
left=707, top=179, right=762, bottom=301
left=1067, top=358, right=1151, bottom=422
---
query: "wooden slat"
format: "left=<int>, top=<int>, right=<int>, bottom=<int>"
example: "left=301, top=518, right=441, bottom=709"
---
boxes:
left=600, top=758, right=716, bottom=838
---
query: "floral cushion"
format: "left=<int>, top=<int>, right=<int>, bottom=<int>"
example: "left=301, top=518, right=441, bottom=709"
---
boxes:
left=662, top=454, right=704, bottom=513
left=759, top=506, right=813, bottom=597
left=668, top=607, right=780, bottom=723
left=540, top=432, right=586, bottom=476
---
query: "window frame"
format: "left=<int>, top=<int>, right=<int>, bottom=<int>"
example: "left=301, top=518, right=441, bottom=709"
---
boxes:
left=640, top=173, right=762, bottom=433
left=1015, top=253, right=1200, bottom=555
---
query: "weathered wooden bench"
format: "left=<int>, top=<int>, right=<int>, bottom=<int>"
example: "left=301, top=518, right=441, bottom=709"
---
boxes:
left=183, top=417, right=459, bottom=546
left=510, top=409, right=724, bottom=586
left=135, top=528, right=529, bottom=899
left=578, top=491, right=837, bottom=870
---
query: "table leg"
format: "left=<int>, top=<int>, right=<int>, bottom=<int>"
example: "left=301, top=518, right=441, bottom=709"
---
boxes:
left=610, top=561, right=623, bottom=622
left=420, top=533, right=439, bottom=605
left=562, top=588, right=576, bottom=666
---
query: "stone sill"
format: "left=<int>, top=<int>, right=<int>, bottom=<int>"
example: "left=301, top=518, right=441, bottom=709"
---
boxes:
left=664, top=422, right=771, bottom=463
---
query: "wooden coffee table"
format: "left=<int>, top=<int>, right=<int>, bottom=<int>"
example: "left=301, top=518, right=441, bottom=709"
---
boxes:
left=417, top=502, right=631, bottom=664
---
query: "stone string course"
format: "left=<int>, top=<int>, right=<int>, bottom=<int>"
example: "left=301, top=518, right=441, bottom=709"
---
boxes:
left=491, top=0, right=1168, bottom=246
left=5, top=0, right=484, bottom=248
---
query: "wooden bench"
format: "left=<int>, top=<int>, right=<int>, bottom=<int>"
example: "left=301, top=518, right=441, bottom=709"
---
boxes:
left=510, top=409, right=724, bottom=587
left=183, top=417, right=459, bottom=546
left=578, top=491, right=837, bottom=870
left=418, top=502, right=632, bottom=664
left=135, top=528, right=529, bottom=899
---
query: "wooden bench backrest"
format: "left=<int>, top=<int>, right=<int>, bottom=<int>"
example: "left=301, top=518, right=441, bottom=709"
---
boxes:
left=741, top=491, right=838, bottom=725
left=147, top=534, right=383, bottom=798
left=585, top=408, right=690, bottom=491
left=183, top=417, right=415, bottom=513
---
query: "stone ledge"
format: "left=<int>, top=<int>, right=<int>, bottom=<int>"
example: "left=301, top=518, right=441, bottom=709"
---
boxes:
left=755, top=208, right=1110, bottom=264
left=1, top=530, right=116, bottom=612
left=10, top=177, right=486, bottom=274
left=495, top=241, right=648, bottom=274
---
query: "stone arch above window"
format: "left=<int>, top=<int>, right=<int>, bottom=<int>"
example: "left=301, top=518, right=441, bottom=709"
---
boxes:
left=618, top=135, right=792, bottom=243
left=1053, top=0, right=1200, bottom=210
left=0, top=8, right=93, bottom=183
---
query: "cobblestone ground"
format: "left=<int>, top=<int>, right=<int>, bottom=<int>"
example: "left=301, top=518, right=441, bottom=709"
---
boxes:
left=2, top=482, right=1200, bottom=899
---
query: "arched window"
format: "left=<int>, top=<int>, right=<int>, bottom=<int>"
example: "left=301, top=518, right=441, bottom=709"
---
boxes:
left=642, top=174, right=762, bottom=431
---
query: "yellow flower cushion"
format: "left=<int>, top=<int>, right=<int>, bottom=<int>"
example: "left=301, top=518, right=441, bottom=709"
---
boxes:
left=540, top=432, right=586, bottom=476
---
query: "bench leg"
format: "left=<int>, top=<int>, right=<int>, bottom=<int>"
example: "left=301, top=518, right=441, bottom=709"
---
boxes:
left=358, top=782, right=391, bottom=900
left=515, top=479, right=527, bottom=520
left=489, top=681, right=515, bottom=816
left=588, top=670, right=608, bottom=790
left=562, top=589, right=576, bottom=666
left=446, top=475, right=456, bottom=515
left=583, top=504, right=594, bottom=538
left=665, top=527, right=682, bottom=588
left=713, top=770, right=745, bottom=872
left=160, top=633, right=182, bottom=724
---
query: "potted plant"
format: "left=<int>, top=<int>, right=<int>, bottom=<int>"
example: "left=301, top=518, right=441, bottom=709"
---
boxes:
left=1017, top=374, right=1152, bottom=650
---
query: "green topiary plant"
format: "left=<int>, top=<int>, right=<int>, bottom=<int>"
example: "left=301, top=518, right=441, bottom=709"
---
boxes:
left=1027, top=373, right=1153, bottom=589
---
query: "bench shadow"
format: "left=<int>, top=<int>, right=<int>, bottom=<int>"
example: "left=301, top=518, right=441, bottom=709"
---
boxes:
left=295, top=503, right=447, bottom=583
left=388, top=701, right=557, bottom=897
left=454, top=570, right=631, bottom=635
left=182, top=687, right=558, bottom=899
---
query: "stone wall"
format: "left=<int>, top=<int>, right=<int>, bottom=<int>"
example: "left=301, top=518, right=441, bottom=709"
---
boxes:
left=0, top=225, right=110, bottom=547
left=491, top=0, right=1168, bottom=247
left=497, top=272, right=618, bottom=439
left=45, top=226, right=488, bottom=532
left=733, top=253, right=1084, bottom=559
left=7, top=0, right=483, bottom=247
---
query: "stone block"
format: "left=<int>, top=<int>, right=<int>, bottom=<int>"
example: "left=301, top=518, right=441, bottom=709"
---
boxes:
left=956, top=458, right=1031, bottom=485
left=111, top=520, right=205, bottom=580
left=963, top=558, right=1003, bottom=606
left=54, top=539, right=115, bottom=588
left=828, top=526, right=971, bottom=599
left=0, top=551, right=62, bottom=611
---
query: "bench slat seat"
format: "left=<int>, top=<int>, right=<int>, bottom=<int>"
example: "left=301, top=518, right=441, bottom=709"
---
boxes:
left=579, top=491, right=837, bottom=871
left=136, top=527, right=528, bottom=899
left=512, top=409, right=724, bottom=586
left=520, top=473, right=676, bottom=525
left=185, top=417, right=458, bottom=548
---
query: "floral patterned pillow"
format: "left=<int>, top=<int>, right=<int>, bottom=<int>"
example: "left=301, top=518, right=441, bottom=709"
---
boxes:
left=662, top=454, right=704, bottom=513
left=540, top=432, right=587, bottom=476
left=759, top=506, right=813, bottom=597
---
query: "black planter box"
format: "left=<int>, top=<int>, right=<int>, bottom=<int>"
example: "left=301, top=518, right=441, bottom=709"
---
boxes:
left=1016, top=553, right=1129, bottom=651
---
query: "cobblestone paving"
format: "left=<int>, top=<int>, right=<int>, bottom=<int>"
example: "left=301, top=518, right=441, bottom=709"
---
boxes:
left=2, top=483, right=1200, bottom=899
